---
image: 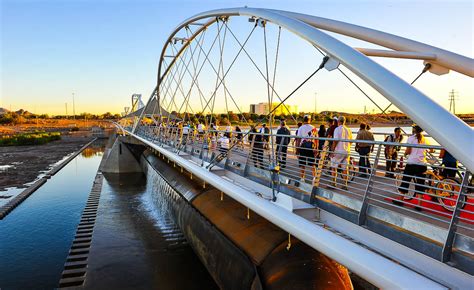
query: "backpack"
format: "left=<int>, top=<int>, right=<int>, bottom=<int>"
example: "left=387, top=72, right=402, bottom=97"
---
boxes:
left=301, top=131, right=314, bottom=149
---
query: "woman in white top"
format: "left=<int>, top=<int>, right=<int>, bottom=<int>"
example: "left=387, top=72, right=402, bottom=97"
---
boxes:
left=395, top=125, right=434, bottom=207
left=218, top=132, right=231, bottom=154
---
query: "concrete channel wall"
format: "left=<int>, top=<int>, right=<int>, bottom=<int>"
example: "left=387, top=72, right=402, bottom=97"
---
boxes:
left=0, top=138, right=98, bottom=220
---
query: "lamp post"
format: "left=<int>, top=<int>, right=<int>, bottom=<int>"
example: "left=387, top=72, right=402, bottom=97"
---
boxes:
left=72, top=93, right=76, bottom=120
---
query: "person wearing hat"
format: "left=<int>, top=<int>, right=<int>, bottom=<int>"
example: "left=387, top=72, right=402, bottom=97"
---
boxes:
left=394, top=124, right=434, bottom=209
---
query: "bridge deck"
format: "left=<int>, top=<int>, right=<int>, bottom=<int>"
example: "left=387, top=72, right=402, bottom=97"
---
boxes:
left=127, top=127, right=473, bottom=284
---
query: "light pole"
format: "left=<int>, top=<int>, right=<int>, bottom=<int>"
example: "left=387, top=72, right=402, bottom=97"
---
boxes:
left=65, top=103, right=68, bottom=118
left=72, top=92, right=76, bottom=120
left=314, top=92, right=317, bottom=113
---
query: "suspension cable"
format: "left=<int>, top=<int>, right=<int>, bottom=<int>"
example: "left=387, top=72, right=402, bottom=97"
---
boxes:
left=206, top=56, right=330, bottom=170
left=224, top=21, right=298, bottom=125
left=186, top=19, right=251, bottom=127
left=163, top=43, right=195, bottom=127
left=185, top=27, right=208, bottom=123
left=164, top=21, right=224, bottom=128
left=313, top=46, right=434, bottom=131
left=194, top=22, right=257, bottom=119
left=216, top=20, right=232, bottom=128
left=381, top=63, right=432, bottom=114
left=263, top=21, right=276, bottom=166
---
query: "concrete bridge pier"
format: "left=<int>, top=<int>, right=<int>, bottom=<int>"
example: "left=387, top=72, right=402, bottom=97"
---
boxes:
left=100, top=136, right=143, bottom=173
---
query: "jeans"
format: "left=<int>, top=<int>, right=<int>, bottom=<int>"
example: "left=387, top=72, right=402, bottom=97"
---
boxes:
left=385, top=150, right=398, bottom=175
left=441, top=161, right=457, bottom=178
left=276, top=144, right=288, bottom=168
left=252, top=146, right=264, bottom=169
left=358, top=147, right=371, bottom=174
left=399, top=164, right=427, bottom=195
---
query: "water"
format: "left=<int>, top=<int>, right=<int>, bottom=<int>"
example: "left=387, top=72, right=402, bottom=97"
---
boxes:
left=0, top=142, right=105, bottom=289
left=86, top=172, right=217, bottom=289
left=0, top=140, right=216, bottom=289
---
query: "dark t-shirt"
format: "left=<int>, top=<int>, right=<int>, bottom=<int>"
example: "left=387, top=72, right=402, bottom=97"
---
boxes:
left=327, top=124, right=338, bottom=137
left=276, top=127, right=291, bottom=145
left=443, top=151, right=457, bottom=164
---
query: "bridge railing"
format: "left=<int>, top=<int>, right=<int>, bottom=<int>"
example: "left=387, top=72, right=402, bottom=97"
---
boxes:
left=133, top=124, right=473, bottom=265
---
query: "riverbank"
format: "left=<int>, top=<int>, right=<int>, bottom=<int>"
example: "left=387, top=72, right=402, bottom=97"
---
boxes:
left=0, top=135, right=94, bottom=192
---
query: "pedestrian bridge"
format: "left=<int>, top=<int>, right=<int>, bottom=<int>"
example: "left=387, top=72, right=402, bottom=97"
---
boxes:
left=117, top=7, right=473, bottom=289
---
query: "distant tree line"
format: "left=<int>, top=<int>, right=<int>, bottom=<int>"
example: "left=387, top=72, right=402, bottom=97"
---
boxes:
left=0, top=111, right=122, bottom=125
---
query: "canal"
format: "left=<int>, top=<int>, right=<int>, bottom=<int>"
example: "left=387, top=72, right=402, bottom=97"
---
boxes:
left=0, top=141, right=215, bottom=289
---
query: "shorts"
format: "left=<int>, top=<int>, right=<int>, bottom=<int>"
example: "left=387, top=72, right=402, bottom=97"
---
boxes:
left=298, top=148, right=315, bottom=166
left=331, top=151, right=349, bottom=167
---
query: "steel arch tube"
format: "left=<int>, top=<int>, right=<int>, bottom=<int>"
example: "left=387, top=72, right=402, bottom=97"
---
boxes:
left=271, top=9, right=474, bottom=77
left=157, top=7, right=474, bottom=171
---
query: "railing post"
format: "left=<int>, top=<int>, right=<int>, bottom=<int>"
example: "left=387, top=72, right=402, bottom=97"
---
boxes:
left=199, top=135, right=206, bottom=166
left=441, top=171, right=471, bottom=263
left=243, top=133, right=256, bottom=177
left=357, top=143, right=382, bottom=225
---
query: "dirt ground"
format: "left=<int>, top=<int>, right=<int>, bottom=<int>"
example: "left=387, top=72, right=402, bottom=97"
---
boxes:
left=0, top=135, right=94, bottom=191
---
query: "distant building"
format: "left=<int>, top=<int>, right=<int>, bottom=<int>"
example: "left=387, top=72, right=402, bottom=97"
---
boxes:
left=249, top=102, right=298, bottom=115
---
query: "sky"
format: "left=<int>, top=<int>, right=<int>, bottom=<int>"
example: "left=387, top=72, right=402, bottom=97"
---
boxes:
left=1, top=0, right=473, bottom=115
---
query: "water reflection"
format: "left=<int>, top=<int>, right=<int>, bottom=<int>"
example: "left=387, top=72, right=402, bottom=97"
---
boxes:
left=89, top=172, right=217, bottom=289
left=81, top=144, right=105, bottom=158
left=0, top=141, right=106, bottom=289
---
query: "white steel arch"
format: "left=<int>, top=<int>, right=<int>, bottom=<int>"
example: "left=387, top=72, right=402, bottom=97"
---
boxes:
left=155, top=7, right=474, bottom=171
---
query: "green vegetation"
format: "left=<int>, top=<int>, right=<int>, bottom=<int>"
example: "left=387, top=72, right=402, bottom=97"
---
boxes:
left=0, top=132, right=61, bottom=146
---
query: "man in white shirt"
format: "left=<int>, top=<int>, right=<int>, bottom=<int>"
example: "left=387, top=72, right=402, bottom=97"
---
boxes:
left=197, top=122, right=205, bottom=141
left=182, top=123, right=190, bottom=145
left=330, top=116, right=353, bottom=189
left=295, top=115, right=317, bottom=183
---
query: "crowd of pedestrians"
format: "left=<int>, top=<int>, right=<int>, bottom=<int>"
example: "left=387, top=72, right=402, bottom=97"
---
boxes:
left=156, top=118, right=458, bottom=197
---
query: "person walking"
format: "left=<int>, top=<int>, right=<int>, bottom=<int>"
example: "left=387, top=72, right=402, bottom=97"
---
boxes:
left=439, top=149, right=458, bottom=178
left=218, top=132, right=231, bottom=154
left=355, top=123, right=375, bottom=177
left=295, top=115, right=318, bottom=184
left=394, top=124, right=434, bottom=209
left=330, top=116, right=353, bottom=189
left=260, top=123, right=270, bottom=150
left=276, top=120, right=291, bottom=169
left=235, top=126, right=243, bottom=149
left=384, top=127, right=403, bottom=177
left=249, top=126, right=264, bottom=169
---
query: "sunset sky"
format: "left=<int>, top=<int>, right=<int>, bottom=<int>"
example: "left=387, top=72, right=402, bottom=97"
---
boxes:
left=1, top=0, right=473, bottom=115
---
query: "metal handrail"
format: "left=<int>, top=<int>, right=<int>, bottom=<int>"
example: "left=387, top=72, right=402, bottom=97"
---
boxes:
left=133, top=124, right=473, bottom=268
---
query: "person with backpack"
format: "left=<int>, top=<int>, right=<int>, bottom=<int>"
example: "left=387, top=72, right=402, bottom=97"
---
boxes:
left=394, top=124, right=434, bottom=208
left=355, top=123, right=375, bottom=177
left=276, top=120, right=291, bottom=168
left=296, top=115, right=318, bottom=183
left=384, top=127, right=403, bottom=178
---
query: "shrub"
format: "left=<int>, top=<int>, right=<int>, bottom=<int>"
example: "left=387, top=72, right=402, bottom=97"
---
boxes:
left=0, top=132, right=62, bottom=146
